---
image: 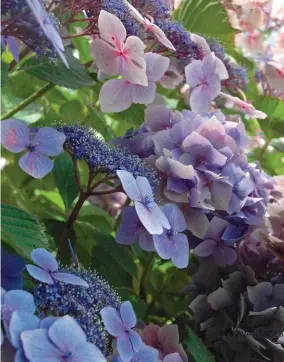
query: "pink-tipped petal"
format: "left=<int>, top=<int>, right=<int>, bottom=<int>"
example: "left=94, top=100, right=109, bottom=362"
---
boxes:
left=91, top=39, right=120, bottom=75
left=98, top=10, right=126, bottom=47
left=18, top=152, right=53, bottom=178
left=1, top=119, right=29, bottom=153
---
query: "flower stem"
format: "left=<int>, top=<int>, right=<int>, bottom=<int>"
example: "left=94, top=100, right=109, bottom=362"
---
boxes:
left=0, top=83, right=55, bottom=120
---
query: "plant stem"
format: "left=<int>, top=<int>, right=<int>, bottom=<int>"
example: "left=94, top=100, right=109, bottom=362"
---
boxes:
left=258, top=138, right=271, bottom=161
left=0, top=83, right=55, bottom=120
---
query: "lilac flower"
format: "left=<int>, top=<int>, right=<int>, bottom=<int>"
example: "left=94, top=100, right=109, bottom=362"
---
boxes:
left=21, top=315, right=106, bottom=362
left=92, top=10, right=147, bottom=86
left=101, top=301, right=142, bottom=362
left=247, top=282, right=284, bottom=312
left=117, top=170, right=170, bottom=234
left=114, top=345, right=159, bottom=362
left=116, top=206, right=155, bottom=251
left=163, top=353, right=183, bottom=362
left=99, top=52, right=169, bottom=112
left=193, top=217, right=238, bottom=266
left=1, top=120, right=66, bottom=178
left=26, top=248, right=88, bottom=287
left=25, top=0, right=68, bottom=67
left=144, top=105, right=183, bottom=132
left=153, top=204, right=189, bottom=268
left=185, top=52, right=225, bottom=113
left=1, top=35, right=19, bottom=62
left=1, top=247, right=26, bottom=291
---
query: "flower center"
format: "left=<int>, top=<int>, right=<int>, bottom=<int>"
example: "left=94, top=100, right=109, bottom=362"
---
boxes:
left=27, top=144, right=37, bottom=152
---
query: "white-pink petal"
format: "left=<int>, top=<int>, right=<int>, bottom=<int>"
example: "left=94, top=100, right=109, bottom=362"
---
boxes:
left=98, top=10, right=126, bottom=48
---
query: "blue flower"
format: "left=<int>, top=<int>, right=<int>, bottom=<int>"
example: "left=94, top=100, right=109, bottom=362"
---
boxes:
left=1, top=247, right=26, bottom=291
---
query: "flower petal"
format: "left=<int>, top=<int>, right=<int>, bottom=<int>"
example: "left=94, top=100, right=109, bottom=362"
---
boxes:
left=26, top=265, right=54, bottom=284
left=150, top=204, right=170, bottom=230
left=91, top=39, right=120, bottom=75
left=171, top=233, right=189, bottom=269
left=117, top=170, right=141, bottom=201
left=117, top=334, right=134, bottom=362
left=131, top=83, right=156, bottom=105
left=193, top=239, right=216, bottom=257
left=161, top=204, right=186, bottom=232
left=144, top=52, right=170, bottom=82
left=72, top=342, right=106, bottom=362
left=120, top=301, right=136, bottom=329
left=32, top=127, right=66, bottom=156
left=189, top=85, right=212, bottom=114
left=100, top=79, right=133, bottom=113
left=139, top=229, right=155, bottom=251
left=149, top=23, right=176, bottom=51
left=1, top=119, right=29, bottom=153
left=9, top=311, right=40, bottom=349
left=185, top=60, right=203, bottom=88
left=212, top=246, right=237, bottom=266
left=98, top=10, right=126, bottom=46
left=153, top=232, right=172, bottom=259
left=52, top=273, right=89, bottom=287
left=30, top=248, right=58, bottom=272
left=163, top=353, right=183, bottom=362
left=2, top=290, right=36, bottom=322
left=18, top=152, right=53, bottom=179
left=101, top=307, right=125, bottom=337
left=116, top=207, right=141, bottom=245
left=128, top=329, right=142, bottom=352
left=135, top=202, right=163, bottom=235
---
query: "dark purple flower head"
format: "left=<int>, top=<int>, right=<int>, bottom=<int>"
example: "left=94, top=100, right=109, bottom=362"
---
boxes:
left=1, top=247, right=26, bottom=291
left=247, top=282, right=284, bottom=312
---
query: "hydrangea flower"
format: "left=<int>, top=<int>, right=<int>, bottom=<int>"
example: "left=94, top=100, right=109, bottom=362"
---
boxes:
left=1, top=120, right=66, bottom=178
left=162, top=353, right=183, bottom=362
left=99, top=52, right=169, bottom=112
left=26, top=248, right=88, bottom=287
left=92, top=10, right=147, bottom=86
left=116, top=206, right=155, bottom=251
left=185, top=52, right=226, bottom=113
left=117, top=170, right=170, bottom=234
left=1, top=247, right=26, bottom=291
left=153, top=204, right=189, bottom=268
left=113, top=344, right=159, bottom=362
left=1, top=35, right=19, bottom=62
left=193, top=217, right=238, bottom=266
left=101, top=301, right=142, bottom=362
left=21, top=315, right=106, bottom=362
left=247, top=282, right=284, bottom=312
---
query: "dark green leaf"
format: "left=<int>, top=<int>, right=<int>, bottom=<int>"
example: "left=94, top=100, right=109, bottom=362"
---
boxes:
left=1, top=62, right=9, bottom=88
left=20, top=49, right=95, bottom=89
left=185, top=328, right=216, bottom=362
left=108, top=104, right=146, bottom=126
left=175, top=0, right=236, bottom=49
left=53, top=152, right=79, bottom=211
left=1, top=203, right=49, bottom=258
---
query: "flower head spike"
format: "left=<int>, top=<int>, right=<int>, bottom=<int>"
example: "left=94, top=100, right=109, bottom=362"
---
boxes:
left=21, top=315, right=106, bottom=362
left=26, top=248, right=89, bottom=287
left=92, top=10, right=147, bottom=86
left=99, top=52, right=169, bottom=112
left=117, top=170, right=170, bottom=234
left=101, top=301, right=142, bottom=362
left=122, top=0, right=176, bottom=51
left=1, top=120, right=66, bottom=178
left=153, top=204, right=189, bottom=269
left=185, top=52, right=224, bottom=113
left=1, top=247, right=26, bottom=291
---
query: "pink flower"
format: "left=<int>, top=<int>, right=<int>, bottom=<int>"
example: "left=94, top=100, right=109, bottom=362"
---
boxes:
left=264, top=57, right=284, bottom=92
left=219, top=92, right=267, bottom=119
left=141, top=324, right=188, bottom=362
left=91, top=10, right=147, bottom=86
left=99, top=52, right=169, bottom=112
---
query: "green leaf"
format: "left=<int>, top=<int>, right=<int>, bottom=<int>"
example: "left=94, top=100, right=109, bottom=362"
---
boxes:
left=53, top=153, right=79, bottom=211
left=185, top=328, right=216, bottom=362
left=1, top=87, right=43, bottom=123
left=117, top=288, right=147, bottom=319
left=175, top=0, right=236, bottom=49
left=108, top=104, right=146, bottom=127
left=1, top=62, right=9, bottom=88
left=1, top=203, right=49, bottom=258
left=20, top=49, right=95, bottom=89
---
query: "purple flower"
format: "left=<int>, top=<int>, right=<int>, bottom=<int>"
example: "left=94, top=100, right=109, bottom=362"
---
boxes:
left=1, top=35, right=19, bottom=62
left=101, top=301, right=142, bottom=362
left=114, top=345, right=159, bottom=362
left=117, top=170, right=170, bottom=234
left=185, top=52, right=223, bottom=113
left=1, top=247, right=26, bottom=291
left=163, top=353, right=183, bottom=362
left=193, top=217, right=237, bottom=266
left=144, top=105, right=183, bottom=132
left=21, top=315, right=106, bottom=362
left=153, top=204, right=189, bottom=268
left=116, top=206, right=155, bottom=251
left=99, top=52, right=169, bottom=112
left=247, top=282, right=284, bottom=312
left=1, top=120, right=66, bottom=178
left=26, top=248, right=88, bottom=287
left=26, top=0, right=68, bottom=67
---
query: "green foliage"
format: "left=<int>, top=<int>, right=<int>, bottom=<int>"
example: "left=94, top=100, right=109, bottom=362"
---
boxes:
left=175, top=0, right=237, bottom=49
left=20, top=50, right=95, bottom=89
left=1, top=203, right=49, bottom=258
left=53, top=152, right=79, bottom=211
left=185, top=328, right=216, bottom=362
left=1, top=61, right=9, bottom=88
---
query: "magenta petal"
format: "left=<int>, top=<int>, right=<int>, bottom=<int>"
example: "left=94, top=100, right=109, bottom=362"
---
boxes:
left=117, top=334, right=134, bottom=362
left=52, top=273, right=89, bottom=287
left=120, top=301, right=136, bottom=329
left=33, top=127, right=66, bottom=156
left=128, top=329, right=142, bottom=352
left=30, top=248, right=58, bottom=272
left=193, top=239, right=216, bottom=257
left=100, top=307, right=125, bottom=337
left=1, top=119, right=29, bottom=153
left=171, top=233, right=189, bottom=269
left=26, top=265, right=54, bottom=284
left=18, top=152, right=53, bottom=178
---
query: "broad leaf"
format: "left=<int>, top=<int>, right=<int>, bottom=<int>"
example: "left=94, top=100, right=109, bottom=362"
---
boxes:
left=1, top=62, right=9, bottom=88
left=53, top=152, right=79, bottom=211
left=20, top=49, right=95, bottom=89
left=1, top=203, right=49, bottom=258
left=185, top=328, right=216, bottom=362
